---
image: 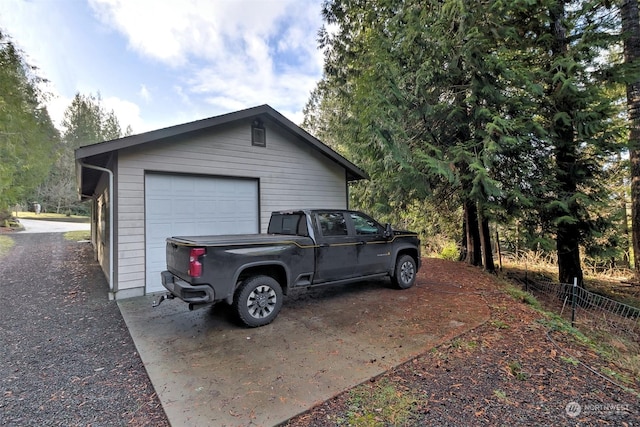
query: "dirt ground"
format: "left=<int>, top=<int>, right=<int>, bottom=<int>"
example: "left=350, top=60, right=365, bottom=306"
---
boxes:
left=280, top=258, right=640, bottom=426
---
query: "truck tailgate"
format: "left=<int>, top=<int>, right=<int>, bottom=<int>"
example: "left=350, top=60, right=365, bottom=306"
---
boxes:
left=165, top=239, right=194, bottom=281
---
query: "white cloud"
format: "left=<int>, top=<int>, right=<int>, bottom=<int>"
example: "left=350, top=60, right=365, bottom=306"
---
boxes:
left=203, top=96, right=249, bottom=113
left=139, top=84, right=151, bottom=102
left=46, top=93, right=73, bottom=132
left=102, top=96, right=146, bottom=133
left=89, top=0, right=203, bottom=65
left=88, top=0, right=308, bottom=65
left=1, top=0, right=326, bottom=135
left=88, top=0, right=324, bottom=122
left=173, top=85, right=191, bottom=105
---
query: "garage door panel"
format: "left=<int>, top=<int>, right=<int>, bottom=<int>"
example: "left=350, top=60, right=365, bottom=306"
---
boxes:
left=196, top=200, right=217, bottom=212
left=146, top=197, right=168, bottom=213
left=148, top=222, right=172, bottom=239
left=145, top=176, right=168, bottom=191
left=172, top=199, right=196, bottom=212
left=172, top=179, right=197, bottom=192
left=237, top=199, right=257, bottom=210
left=170, top=220, right=200, bottom=236
left=148, top=251, right=166, bottom=271
left=145, top=174, right=258, bottom=293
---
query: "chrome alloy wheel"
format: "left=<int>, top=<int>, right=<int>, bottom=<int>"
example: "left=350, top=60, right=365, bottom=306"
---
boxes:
left=246, top=285, right=278, bottom=319
left=399, top=259, right=415, bottom=285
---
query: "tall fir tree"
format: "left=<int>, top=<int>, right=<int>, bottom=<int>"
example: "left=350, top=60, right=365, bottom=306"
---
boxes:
left=34, top=92, right=127, bottom=214
left=0, top=31, right=58, bottom=214
left=538, top=0, right=620, bottom=285
left=621, top=0, right=640, bottom=280
left=308, top=0, right=623, bottom=282
left=314, top=0, right=556, bottom=271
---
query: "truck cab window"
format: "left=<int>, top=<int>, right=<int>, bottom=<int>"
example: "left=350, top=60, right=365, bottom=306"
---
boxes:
left=317, top=212, right=348, bottom=236
left=350, top=212, right=382, bottom=235
left=268, top=213, right=307, bottom=235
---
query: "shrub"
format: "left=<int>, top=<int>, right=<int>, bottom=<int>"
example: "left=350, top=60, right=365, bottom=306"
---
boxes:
left=439, top=242, right=459, bottom=261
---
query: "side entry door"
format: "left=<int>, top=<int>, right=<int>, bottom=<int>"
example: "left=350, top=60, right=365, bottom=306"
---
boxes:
left=313, top=212, right=358, bottom=282
left=348, top=211, right=393, bottom=276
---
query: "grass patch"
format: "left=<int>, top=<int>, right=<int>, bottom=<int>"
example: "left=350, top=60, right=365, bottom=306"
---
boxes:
left=537, top=311, right=640, bottom=389
left=501, top=277, right=639, bottom=386
left=450, top=338, right=479, bottom=352
left=489, top=320, right=510, bottom=330
left=64, top=230, right=91, bottom=241
left=493, top=389, right=509, bottom=403
left=344, top=379, right=419, bottom=426
left=538, top=313, right=591, bottom=345
left=507, top=360, right=529, bottom=381
left=504, top=285, right=541, bottom=309
left=0, top=235, right=14, bottom=258
left=559, top=355, right=579, bottom=366
left=501, top=272, right=640, bottom=389
left=600, top=366, right=634, bottom=385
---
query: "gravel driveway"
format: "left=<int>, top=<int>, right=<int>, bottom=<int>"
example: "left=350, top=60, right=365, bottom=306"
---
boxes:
left=0, top=232, right=169, bottom=426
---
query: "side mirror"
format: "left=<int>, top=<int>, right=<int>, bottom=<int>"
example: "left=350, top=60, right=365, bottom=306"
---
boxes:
left=383, top=223, right=393, bottom=239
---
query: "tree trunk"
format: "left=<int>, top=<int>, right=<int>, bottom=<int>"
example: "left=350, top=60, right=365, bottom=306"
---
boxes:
left=550, top=0, right=584, bottom=287
left=459, top=216, right=467, bottom=262
left=463, top=199, right=482, bottom=266
left=557, top=220, right=583, bottom=285
left=618, top=152, right=631, bottom=268
left=479, top=212, right=495, bottom=273
left=622, top=0, right=640, bottom=280
left=495, top=228, right=503, bottom=271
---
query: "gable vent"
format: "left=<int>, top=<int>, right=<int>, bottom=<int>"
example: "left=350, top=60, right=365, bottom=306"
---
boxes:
left=252, top=119, right=266, bottom=147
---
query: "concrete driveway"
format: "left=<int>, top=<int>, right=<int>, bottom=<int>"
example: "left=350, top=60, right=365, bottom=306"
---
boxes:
left=17, top=218, right=90, bottom=233
left=118, top=263, right=491, bottom=427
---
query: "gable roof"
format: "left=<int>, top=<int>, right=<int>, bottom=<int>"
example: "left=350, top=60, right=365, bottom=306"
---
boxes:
left=76, top=104, right=367, bottom=194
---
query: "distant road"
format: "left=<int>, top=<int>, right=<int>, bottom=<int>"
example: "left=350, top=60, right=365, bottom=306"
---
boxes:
left=17, top=219, right=90, bottom=234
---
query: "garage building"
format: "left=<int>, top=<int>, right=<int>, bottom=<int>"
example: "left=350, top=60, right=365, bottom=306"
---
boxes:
left=75, top=104, right=367, bottom=299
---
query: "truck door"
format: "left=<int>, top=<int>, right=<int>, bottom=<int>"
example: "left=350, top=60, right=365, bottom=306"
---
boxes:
left=348, top=211, right=393, bottom=275
left=313, top=212, right=358, bottom=282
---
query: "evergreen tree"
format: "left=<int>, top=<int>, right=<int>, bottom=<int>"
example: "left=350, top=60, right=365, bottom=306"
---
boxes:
left=535, top=0, right=621, bottom=285
left=621, top=0, right=640, bottom=279
left=309, top=0, right=623, bottom=282
left=314, top=0, right=552, bottom=271
left=0, top=31, right=58, bottom=215
left=35, top=92, right=126, bottom=214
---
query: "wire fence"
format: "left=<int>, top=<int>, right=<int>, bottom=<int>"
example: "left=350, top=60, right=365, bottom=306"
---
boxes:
left=510, top=274, right=640, bottom=342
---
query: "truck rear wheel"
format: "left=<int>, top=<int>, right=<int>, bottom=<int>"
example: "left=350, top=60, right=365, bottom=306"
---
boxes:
left=392, top=255, right=417, bottom=289
left=234, top=275, right=283, bottom=327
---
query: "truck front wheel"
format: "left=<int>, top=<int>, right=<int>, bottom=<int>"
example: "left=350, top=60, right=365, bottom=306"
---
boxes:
left=234, top=275, right=283, bottom=327
left=392, top=255, right=417, bottom=289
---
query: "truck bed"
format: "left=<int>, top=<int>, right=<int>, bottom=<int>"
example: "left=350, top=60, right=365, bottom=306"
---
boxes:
left=167, top=233, right=314, bottom=247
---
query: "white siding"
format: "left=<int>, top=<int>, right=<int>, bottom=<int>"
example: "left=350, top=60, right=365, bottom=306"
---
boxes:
left=114, top=120, right=347, bottom=296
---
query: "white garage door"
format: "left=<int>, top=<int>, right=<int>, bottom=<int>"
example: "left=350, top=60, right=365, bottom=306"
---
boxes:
left=145, top=174, right=259, bottom=293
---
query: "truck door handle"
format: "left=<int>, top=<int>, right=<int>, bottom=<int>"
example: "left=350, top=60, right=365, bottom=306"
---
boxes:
left=319, top=243, right=329, bottom=248
left=357, top=241, right=365, bottom=245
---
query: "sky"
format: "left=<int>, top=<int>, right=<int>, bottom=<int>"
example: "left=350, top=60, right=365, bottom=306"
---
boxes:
left=0, top=0, right=326, bottom=135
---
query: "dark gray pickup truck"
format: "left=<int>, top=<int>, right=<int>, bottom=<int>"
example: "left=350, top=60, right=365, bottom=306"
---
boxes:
left=159, top=209, right=421, bottom=327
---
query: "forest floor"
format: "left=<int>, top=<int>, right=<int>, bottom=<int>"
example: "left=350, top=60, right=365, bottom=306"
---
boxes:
left=280, top=259, right=640, bottom=426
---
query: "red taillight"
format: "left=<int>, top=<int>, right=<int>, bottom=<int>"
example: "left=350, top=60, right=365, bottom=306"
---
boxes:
left=188, top=247, right=206, bottom=278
